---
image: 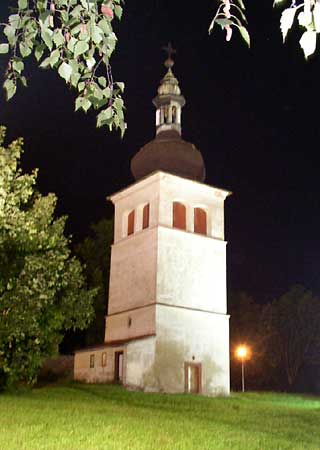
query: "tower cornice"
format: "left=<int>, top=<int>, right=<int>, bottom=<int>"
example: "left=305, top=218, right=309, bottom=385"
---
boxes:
left=108, top=171, right=232, bottom=203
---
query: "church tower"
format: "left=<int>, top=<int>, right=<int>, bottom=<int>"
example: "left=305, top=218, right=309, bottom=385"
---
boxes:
left=74, top=47, right=231, bottom=396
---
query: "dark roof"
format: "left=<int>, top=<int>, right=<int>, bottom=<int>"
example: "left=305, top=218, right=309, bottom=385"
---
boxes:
left=131, top=130, right=206, bottom=182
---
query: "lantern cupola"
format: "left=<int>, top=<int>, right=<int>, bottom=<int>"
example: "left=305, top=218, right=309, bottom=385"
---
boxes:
left=131, top=44, right=206, bottom=183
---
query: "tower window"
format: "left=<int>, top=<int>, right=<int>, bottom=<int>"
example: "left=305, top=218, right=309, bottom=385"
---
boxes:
left=164, top=105, right=169, bottom=123
left=173, top=202, right=186, bottom=230
left=143, top=203, right=150, bottom=229
left=160, top=107, right=165, bottom=124
left=172, top=106, right=177, bottom=123
left=194, top=208, right=207, bottom=235
left=90, top=354, right=95, bottom=369
left=127, top=210, right=135, bottom=236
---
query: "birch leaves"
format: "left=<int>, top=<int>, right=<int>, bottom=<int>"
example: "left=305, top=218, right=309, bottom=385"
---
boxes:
left=278, top=0, right=320, bottom=58
left=210, top=0, right=320, bottom=59
left=209, top=0, right=250, bottom=47
left=0, top=0, right=126, bottom=135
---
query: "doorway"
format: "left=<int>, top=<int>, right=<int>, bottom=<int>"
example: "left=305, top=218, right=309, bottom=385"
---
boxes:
left=184, top=363, right=201, bottom=394
left=114, top=351, right=124, bottom=383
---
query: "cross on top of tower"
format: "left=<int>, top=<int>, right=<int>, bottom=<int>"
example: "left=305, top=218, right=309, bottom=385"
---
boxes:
left=162, top=42, right=176, bottom=68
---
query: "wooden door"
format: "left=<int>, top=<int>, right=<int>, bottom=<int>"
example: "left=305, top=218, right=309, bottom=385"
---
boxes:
left=185, top=363, right=201, bottom=394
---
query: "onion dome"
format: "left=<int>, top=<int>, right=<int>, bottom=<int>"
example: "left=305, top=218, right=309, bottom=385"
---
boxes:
left=131, top=44, right=206, bottom=183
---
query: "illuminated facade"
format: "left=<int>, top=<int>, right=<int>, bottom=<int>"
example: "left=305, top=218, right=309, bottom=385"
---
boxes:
left=74, top=51, right=231, bottom=395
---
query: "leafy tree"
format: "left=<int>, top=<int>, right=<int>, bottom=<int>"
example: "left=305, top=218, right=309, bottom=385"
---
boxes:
left=210, top=0, right=320, bottom=59
left=229, top=291, right=277, bottom=390
left=263, top=285, right=320, bottom=389
left=0, top=0, right=125, bottom=134
left=0, top=126, right=96, bottom=387
left=75, top=218, right=113, bottom=346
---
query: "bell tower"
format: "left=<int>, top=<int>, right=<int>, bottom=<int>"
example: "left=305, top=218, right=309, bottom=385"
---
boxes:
left=74, top=46, right=231, bottom=395
left=105, top=47, right=231, bottom=395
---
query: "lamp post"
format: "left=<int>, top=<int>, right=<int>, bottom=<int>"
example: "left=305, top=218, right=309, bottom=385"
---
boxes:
left=236, top=346, right=248, bottom=392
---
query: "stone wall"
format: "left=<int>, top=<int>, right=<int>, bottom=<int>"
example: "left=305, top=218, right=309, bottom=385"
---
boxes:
left=74, top=346, right=125, bottom=383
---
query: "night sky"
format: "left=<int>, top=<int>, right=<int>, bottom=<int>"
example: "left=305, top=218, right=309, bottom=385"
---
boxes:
left=1, top=0, right=320, bottom=304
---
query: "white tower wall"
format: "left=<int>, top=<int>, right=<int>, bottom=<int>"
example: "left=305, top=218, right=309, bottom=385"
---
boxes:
left=157, top=227, right=227, bottom=313
left=104, top=171, right=231, bottom=395
left=154, top=305, right=230, bottom=395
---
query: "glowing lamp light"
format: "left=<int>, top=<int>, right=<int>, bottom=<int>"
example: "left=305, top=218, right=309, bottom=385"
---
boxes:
left=236, top=346, right=247, bottom=359
left=236, top=345, right=249, bottom=393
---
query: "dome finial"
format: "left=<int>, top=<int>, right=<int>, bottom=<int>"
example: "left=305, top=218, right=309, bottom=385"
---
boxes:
left=162, top=42, right=176, bottom=69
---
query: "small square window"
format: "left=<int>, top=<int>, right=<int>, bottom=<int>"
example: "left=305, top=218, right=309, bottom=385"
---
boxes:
left=101, top=352, right=107, bottom=367
left=90, top=354, right=95, bottom=368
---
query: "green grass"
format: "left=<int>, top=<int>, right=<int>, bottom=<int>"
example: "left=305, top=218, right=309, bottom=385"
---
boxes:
left=1, top=384, right=320, bottom=450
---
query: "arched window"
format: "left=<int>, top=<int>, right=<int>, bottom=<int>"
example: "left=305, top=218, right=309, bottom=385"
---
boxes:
left=194, top=208, right=207, bottom=235
left=160, top=107, right=165, bottom=124
left=172, top=106, right=177, bottom=123
left=164, top=105, right=169, bottom=123
left=127, top=210, right=135, bottom=236
left=173, top=202, right=186, bottom=230
left=143, top=203, right=150, bottom=229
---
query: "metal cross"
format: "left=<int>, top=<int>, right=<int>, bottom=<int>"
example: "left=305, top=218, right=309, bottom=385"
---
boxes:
left=162, top=42, right=176, bottom=60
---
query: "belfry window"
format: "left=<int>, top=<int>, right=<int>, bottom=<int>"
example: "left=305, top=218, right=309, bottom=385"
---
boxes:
left=172, top=106, right=177, bottom=123
left=164, top=105, right=169, bottom=123
left=160, top=107, right=165, bottom=124
left=194, top=208, right=207, bottom=235
left=127, top=210, right=135, bottom=236
left=173, top=202, right=186, bottom=230
left=143, top=203, right=150, bottom=229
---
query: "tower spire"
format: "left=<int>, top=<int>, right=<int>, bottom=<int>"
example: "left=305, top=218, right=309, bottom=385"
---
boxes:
left=153, top=43, right=186, bottom=136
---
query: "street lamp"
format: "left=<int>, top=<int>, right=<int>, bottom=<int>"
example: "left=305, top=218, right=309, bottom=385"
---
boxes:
left=236, top=345, right=248, bottom=392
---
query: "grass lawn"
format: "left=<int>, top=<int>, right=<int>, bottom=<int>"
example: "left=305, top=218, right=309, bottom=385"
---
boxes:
left=1, top=383, right=319, bottom=450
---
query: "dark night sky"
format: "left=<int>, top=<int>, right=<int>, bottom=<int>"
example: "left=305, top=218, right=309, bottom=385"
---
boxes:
left=1, top=0, right=320, bottom=303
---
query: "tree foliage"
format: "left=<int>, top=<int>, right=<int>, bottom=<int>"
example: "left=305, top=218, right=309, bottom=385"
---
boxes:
left=263, top=285, right=320, bottom=388
left=75, top=218, right=113, bottom=346
left=278, top=0, right=320, bottom=58
left=0, top=0, right=125, bottom=135
left=229, top=286, right=320, bottom=391
left=229, top=292, right=277, bottom=390
left=210, top=0, right=320, bottom=59
left=209, top=0, right=250, bottom=48
left=0, top=126, right=96, bottom=387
